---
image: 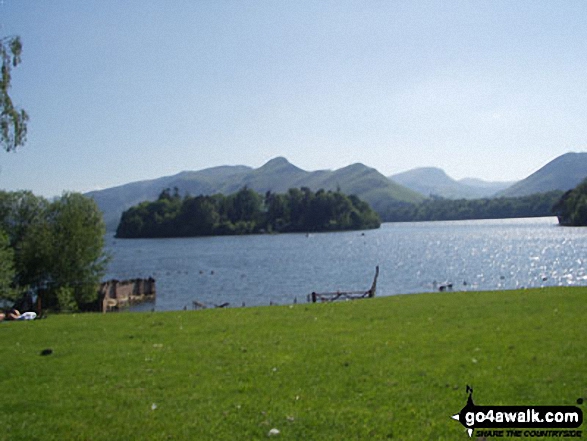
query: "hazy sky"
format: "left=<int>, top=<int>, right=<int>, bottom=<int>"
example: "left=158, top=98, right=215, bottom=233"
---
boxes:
left=1, top=1, right=586, bottom=197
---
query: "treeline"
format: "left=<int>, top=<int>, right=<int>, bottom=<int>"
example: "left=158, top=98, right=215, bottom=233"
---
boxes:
left=116, top=187, right=381, bottom=238
left=553, top=178, right=587, bottom=226
left=0, top=191, right=108, bottom=312
left=379, top=191, right=563, bottom=222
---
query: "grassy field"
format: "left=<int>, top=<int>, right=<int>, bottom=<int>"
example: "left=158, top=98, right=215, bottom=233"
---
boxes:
left=1, top=287, right=585, bottom=440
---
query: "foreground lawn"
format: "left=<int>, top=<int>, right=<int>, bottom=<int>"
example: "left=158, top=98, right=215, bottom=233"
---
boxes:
left=1, top=287, right=585, bottom=440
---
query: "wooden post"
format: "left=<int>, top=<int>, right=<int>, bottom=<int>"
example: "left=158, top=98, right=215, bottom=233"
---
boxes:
left=368, top=266, right=379, bottom=298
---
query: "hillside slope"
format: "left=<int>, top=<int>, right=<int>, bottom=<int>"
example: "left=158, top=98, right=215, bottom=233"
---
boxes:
left=87, top=157, right=424, bottom=231
left=498, top=152, right=587, bottom=197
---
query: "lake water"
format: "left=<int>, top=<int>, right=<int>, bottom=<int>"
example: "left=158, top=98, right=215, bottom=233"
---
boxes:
left=103, top=217, right=587, bottom=311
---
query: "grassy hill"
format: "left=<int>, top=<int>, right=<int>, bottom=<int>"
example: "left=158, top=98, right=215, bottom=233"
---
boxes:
left=318, top=163, right=424, bottom=213
left=87, top=158, right=424, bottom=231
left=498, top=152, right=587, bottom=197
left=1, top=287, right=585, bottom=440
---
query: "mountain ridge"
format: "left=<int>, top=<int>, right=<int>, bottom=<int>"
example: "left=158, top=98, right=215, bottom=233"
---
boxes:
left=86, top=152, right=587, bottom=230
left=87, top=158, right=424, bottom=231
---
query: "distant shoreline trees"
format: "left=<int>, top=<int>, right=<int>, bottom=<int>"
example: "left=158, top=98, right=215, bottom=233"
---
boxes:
left=379, top=191, right=563, bottom=223
left=116, top=187, right=382, bottom=238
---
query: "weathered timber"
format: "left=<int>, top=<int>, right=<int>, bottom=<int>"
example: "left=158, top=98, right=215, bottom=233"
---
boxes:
left=309, top=266, right=379, bottom=303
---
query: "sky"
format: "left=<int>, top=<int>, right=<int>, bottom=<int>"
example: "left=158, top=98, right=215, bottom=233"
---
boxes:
left=1, top=1, right=586, bottom=197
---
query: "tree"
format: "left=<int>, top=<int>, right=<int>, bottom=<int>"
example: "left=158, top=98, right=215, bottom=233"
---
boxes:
left=0, top=191, right=49, bottom=288
left=177, top=195, right=219, bottom=236
left=0, top=229, right=16, bottom=304
left=229, top=187, right=262, bottom=224
left=265, top=191, right=290, bottom=232
left=0, top=191, right=109, bottom=311
left=1, top=36, right=28, bottom=152
left=44, top=193, right=109, bottom=308
left=286, top=188, right=304, bottom=229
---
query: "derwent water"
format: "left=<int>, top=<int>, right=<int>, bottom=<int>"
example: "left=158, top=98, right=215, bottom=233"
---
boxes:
left=103, top=217, right=587, bottom=311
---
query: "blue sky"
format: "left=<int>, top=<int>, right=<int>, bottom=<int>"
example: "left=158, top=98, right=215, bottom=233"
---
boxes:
left=1, top=1, right=586, bottom=197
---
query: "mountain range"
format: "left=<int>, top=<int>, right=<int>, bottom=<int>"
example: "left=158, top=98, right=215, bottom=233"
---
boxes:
left=86, top=152, right=587, bottom=231
left=87, top=157, right=424, bottom=230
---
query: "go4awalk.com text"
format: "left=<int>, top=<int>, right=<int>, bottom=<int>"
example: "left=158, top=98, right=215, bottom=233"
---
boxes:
left=451, top=386, right=583, bottom=438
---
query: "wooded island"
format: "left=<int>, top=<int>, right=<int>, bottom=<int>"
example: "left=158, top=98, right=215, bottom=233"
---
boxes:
left=116, top=187, right=381, bottom=238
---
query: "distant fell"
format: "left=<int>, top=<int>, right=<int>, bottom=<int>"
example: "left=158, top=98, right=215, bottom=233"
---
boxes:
left=389, top=167, right=512, bottom=199
left=498, top=152, right=587, bottom=197
left=320, top=163, right=424, bottom=214
left=458, top=177, right=515, bottom=191
left=87, top=157, right=423, bottom=231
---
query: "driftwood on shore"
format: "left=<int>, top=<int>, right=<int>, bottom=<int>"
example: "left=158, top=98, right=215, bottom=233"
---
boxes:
left=191, top=301, right=231, bottom=310
left=309, top=266, right=379, bottom=303
left=190, top=266, right=380, bottom=310
left=99, top=278, right=156, bottom=313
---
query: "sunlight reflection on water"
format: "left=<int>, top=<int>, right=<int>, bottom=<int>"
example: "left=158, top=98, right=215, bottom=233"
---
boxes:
left=104, top=217, right=587, bottom=311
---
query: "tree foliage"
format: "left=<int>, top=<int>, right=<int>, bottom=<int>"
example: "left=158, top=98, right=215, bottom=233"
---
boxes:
left=553, top=178, right=587, bottom=226
left=1, top=36, right=28, bottom=152
left=379, top=191, right=563, bottom=222
left=116, top=187, right=381, bottom=238
left=0, top=191, right=108, bottom=311
left=0, top=229, right=16, bottom=302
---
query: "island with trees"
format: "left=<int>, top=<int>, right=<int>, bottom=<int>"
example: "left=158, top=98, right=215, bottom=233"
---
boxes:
left=116, top=187, right=381, bottom=238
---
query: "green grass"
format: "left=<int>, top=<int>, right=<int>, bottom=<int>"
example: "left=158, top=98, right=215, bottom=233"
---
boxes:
left=1, top=287, right=586, bottom=440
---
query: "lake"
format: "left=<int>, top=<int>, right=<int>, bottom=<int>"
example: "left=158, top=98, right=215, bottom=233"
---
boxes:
left=103, top=217, right=587, bottom=311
